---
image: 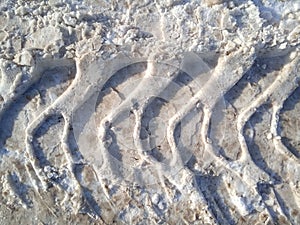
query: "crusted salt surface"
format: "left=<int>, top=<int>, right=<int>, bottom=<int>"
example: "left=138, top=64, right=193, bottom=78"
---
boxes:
left=0, top=0, right=299, bottom=224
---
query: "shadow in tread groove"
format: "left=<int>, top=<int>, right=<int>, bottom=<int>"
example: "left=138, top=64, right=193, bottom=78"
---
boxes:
left=256, top=182, right=279, bottom=224
left=7, top=172, right=33, bottom=208
left=273, top=188, right=293, bottom=224
left=280, top=86, right=300, bottom=158
left=69, top=128, right=104, bottom=220
left=196, top=174, right=235, bottom=225
left=33, top=114, right=64, bottom=168
left=246, top=104, right=282, bottom=183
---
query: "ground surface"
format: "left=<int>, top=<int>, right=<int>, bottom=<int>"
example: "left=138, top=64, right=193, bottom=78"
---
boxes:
left=0, top=0, right=300, bottom=224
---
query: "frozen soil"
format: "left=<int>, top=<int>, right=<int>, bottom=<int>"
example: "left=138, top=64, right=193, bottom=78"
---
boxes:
left=0, top=0, right=299, bottom=224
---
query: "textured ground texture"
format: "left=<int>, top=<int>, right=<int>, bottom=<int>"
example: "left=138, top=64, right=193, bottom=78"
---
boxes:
left=0, top=0, right=300, bottom=224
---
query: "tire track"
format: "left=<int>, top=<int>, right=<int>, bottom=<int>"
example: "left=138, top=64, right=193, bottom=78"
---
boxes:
left=0, top=47, right=299, bottom=224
